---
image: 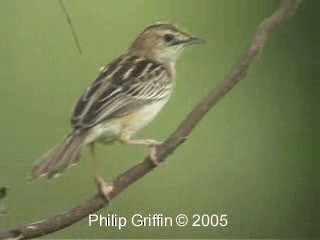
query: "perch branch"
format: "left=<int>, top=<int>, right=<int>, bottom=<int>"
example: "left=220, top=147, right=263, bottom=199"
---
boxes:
left=0, top=0, right=299, bottom=239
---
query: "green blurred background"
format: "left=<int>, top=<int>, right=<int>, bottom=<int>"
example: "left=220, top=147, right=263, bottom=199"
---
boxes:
left=0, top=0, right=318, bottom=239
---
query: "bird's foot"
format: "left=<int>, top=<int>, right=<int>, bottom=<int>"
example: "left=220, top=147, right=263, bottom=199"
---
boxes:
left=119, top=137, right=163, bottom=166
left=148, top=141, right=162, bottom=167
left=95, top=176, right=114, bottom=202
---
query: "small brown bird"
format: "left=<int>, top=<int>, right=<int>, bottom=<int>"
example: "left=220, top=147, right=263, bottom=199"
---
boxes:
left=32, top=23, right=204, bottom=198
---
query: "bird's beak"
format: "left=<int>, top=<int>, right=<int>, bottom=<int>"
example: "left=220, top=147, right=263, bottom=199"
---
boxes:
left=188, top=35, right=206, bottom=44
left=174, top=35, right=205, bottom=46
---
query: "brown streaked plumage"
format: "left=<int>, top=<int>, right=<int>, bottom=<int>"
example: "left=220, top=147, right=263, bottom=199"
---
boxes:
left=32, top=23, right=204, bottom=199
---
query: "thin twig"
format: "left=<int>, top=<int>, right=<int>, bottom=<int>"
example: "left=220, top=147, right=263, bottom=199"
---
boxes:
left=0, top=0, right=299, bottom=239
left=58, top=0, right=83, bottom=55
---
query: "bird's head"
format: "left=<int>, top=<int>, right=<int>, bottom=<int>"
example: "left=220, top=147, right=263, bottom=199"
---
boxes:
left=129, top=23, right=205, bottom=64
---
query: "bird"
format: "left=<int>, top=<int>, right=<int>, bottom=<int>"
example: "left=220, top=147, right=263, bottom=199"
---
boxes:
left=32, top=23, right=205, bottom=199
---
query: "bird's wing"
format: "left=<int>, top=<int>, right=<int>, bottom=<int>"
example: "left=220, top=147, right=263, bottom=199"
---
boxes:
left=71, top=55, right=172, bottom=130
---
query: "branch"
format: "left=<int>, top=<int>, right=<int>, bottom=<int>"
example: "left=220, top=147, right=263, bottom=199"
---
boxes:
left=0, top=0, right=299, bottom=239
left=58, top=0, right=83, bottom=55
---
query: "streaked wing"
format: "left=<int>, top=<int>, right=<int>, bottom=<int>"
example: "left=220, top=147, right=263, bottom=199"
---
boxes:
left=71, top=55, right=172, bottom=130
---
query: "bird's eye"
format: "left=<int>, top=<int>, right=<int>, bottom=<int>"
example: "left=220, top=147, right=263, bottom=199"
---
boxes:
left=164, top=34, right=174, bottom=43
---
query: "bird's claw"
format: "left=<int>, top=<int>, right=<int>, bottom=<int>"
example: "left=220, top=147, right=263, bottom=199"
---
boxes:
left=95, top=176, right=113, bottom=202
left=148, top=142, right=162, bottom=166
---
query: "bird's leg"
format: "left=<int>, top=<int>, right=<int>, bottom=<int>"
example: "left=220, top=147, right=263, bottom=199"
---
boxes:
left=89, top=143, right=113, bottom=201
left=119, top=132, right=162, bottom=166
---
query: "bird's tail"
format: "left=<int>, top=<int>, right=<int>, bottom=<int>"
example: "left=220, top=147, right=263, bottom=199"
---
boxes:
left=32, top=132, right=86, bottom=179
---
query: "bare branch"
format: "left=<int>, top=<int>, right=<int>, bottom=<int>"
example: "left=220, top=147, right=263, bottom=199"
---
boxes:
left=0, top=0, right=299, bottom=239
left=58, top=0, right=83, bottom=55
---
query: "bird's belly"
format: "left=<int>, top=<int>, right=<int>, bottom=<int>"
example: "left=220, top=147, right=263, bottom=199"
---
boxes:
left=84, top=120, right=122, bottom=145
left=83, top=98, right=169, bottom=145
left=120, top=98, right=169, bottom=135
